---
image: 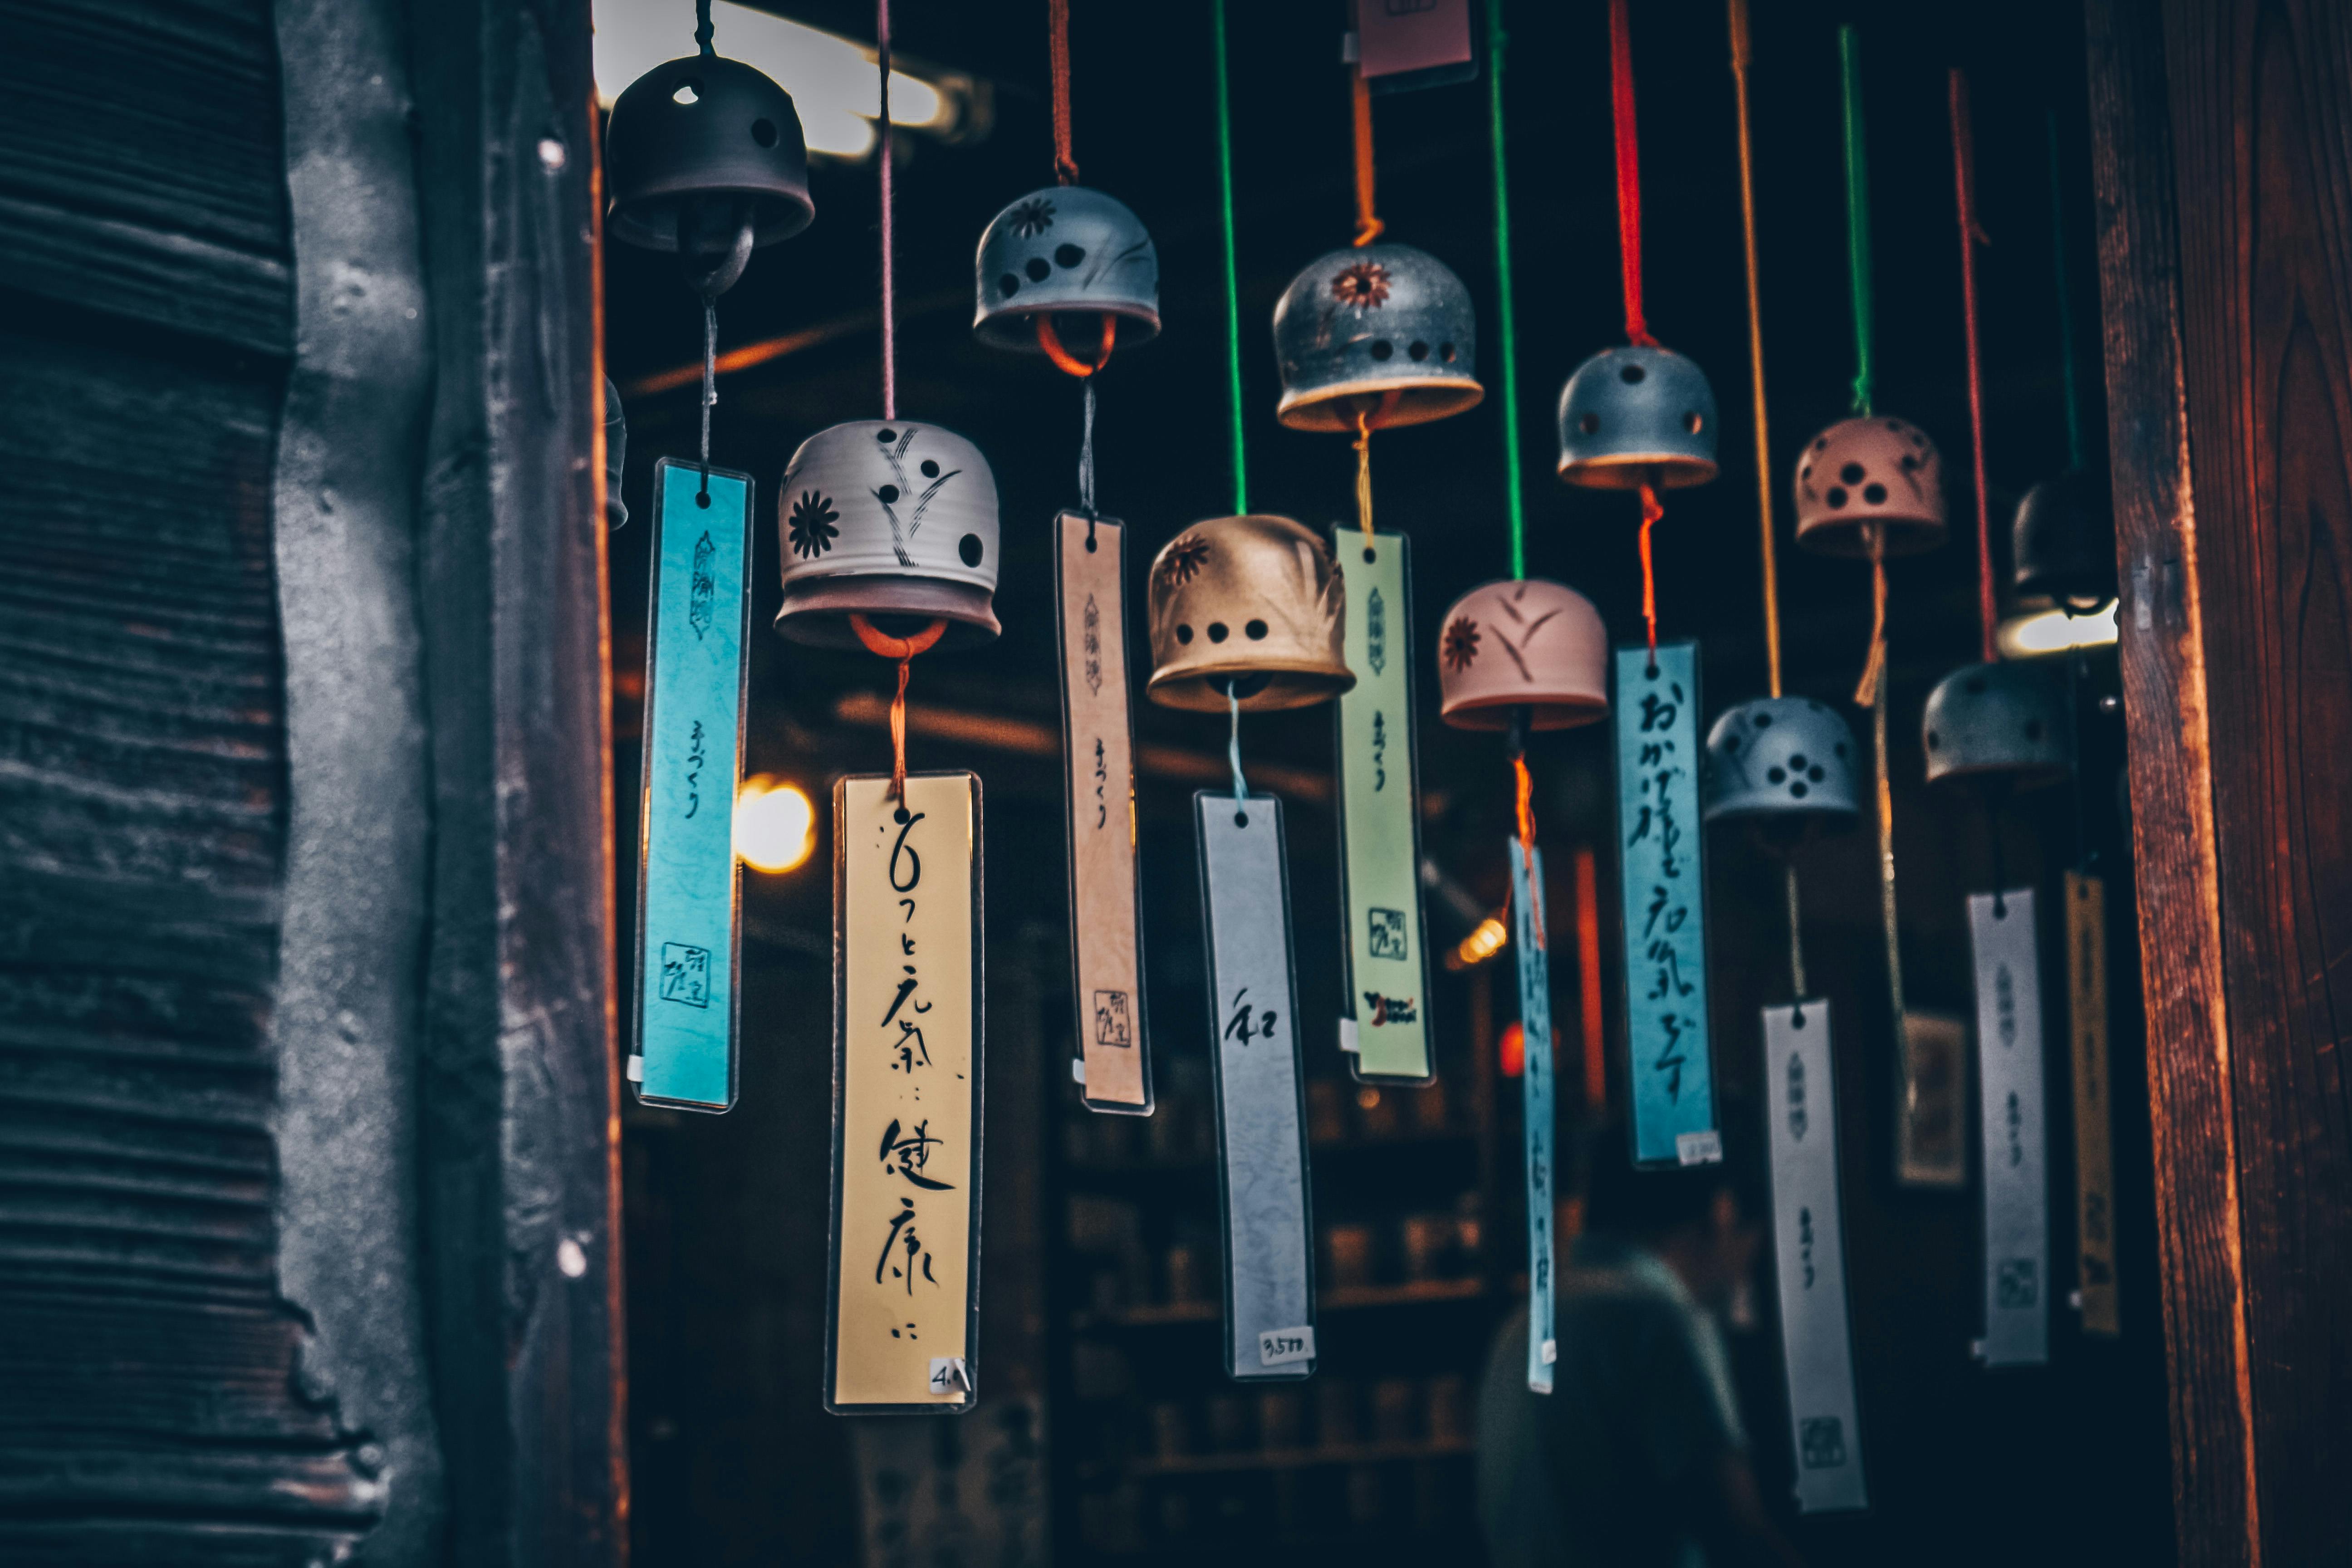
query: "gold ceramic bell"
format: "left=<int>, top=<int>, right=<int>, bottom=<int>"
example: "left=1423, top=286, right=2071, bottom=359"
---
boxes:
left=1145, top=514, right=1355, bottom=712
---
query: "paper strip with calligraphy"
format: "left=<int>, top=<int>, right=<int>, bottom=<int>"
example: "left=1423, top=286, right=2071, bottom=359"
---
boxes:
left=1055, top=512, right=1150, bottom=1112
left=1330, top=527, right=1433, bottom=1085
left=1509, top=841, right=1557, bottom=1394
left=1612, top=642, right=1719, bottom=1166
left=827, top=773, right=984, bottom=1414
left=1196, top=793, right=1315, bottom=1382
left=1763, top=1002, right=1869, bottom=1512
left=1970, top=888, right=2047, bottom=1368
left=633, top=457, right=754, bottom=1112
left=2065, top=872, right=2118, bottom=1336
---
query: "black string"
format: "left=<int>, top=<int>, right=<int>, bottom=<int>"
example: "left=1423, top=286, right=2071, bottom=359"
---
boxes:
left=1985, top=791, right=2008, bottom=918
left=695, top=0, right=715, bottom=58
left=698, top=295, right=716, bottom=501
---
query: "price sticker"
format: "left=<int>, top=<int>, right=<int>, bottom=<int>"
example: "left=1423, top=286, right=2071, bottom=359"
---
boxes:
left=1258, top=1327, right=1316, bottom=1368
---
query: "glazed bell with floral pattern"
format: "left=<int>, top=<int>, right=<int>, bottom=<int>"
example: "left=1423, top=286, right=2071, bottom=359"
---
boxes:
left=1556, top=344, right=1720, bottom=490
left=1433, top=579, right=1608, bottom=732
left=1145, top=515, right=1353, bottom=712
left=1793, top=415, right=1947, bottom=558
left=1271, top=244, right=1483, bottom=432
left=973, top=186, right=1160, bottom=354
left=1703, top=696, right=1860, bottom=828
left=1922, top=661, right=2074, bottom=789
left=774, top=421, right=1000, bottom=649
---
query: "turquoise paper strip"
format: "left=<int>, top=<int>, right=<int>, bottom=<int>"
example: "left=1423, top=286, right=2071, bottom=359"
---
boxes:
left=1614, top=642, right=1719, bottom=1165
left=1331, top=528, right=1434, bottom=1083
left=634, top=458, right=752, bottom=1111
left=1509, top=841, right=1556, bottom=1394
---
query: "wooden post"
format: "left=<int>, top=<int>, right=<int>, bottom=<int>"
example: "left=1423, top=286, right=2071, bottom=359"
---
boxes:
left=2087, top=2, right=2352, bottom=1561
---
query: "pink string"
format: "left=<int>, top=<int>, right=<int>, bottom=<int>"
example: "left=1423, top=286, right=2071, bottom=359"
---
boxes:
left=877, top=0, right=896, bottom=420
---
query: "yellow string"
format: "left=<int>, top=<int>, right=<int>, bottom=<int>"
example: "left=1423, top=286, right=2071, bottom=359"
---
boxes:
left=1353, top=410, right=1376, bottom=551
left=1851, top=528, right=1888, bottom=707
left=1728, top=0, right=1781, bottom=697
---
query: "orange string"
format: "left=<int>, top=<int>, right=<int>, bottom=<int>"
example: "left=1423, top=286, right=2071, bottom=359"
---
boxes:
left=1514, top=755, right=1546, bottom=951
left=1852, top=530, right=1888, bottom=707
left=1036, top=313, right=1116, bottom=377
left=849, top=613, right=948, bottom=799
left=1637, top=480, right=1664, bottom=664
left=1048, top=0, right=1078, bottom=184
left=1352, top=69, right=1383, bottom=246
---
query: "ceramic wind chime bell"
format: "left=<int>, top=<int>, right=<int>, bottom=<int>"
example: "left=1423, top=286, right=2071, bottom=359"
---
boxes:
left=605, top=50, right=814, bottom=260
left=774, top=421, right=1002, bottom=647
left=1704, top=696, right=1861, bottom=826
left=1922, top=660, right=2074, bottom=789
left=1271, top=245, right=1483, bottom=431
left=1794, top=416, right=1947, bottom=557
left=1145, top=515, right=1353, bottom=711
left=2012, top=466, right=2115, bottom=611
left=1434, top=579, right=1609, bottom=731
left=973, top=186, right=1161, bottom=355
left=1556, top=344, right=1720, bottom=490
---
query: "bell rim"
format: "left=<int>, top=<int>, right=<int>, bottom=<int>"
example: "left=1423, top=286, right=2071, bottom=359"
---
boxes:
left=1556, top=451, right=1720, bottom=491
left=1922, top=757, right=2073, bottom=791
left=1145, top=665, right=1357, bottom=713
left=772, top=575, right=1000, bottom=649
left=971, top=300, right=1163, bottom=353
left=1438, top=691, right=1609, bottom=732
left=1702, top=794, right=1862, bottom=826
left=608, top=186, right=815, bottom=251
left=1792, top=512, right=1947, bottom=558
left=1277, top=377, right=1485, bottom=433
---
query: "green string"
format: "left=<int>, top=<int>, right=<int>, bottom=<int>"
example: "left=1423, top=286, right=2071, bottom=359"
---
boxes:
left=1489, top=0, right=1526, bottom=580
left=2048, top=111, right=2085, bottom=472
left=1211, top=0, right=1247, bottom=515
left=1838, top=26, right=1874, bottom=418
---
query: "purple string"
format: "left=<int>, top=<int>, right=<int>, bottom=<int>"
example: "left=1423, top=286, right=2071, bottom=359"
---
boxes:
left=877, top=0, right=896, bottom=420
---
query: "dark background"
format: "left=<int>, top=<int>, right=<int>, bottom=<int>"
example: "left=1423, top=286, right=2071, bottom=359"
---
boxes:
left=604, top=0, right=2169, bottom=1563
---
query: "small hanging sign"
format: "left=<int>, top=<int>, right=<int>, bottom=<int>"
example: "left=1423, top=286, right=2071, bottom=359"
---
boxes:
left=826, top=772, right=984, bottom=1414
left=1763, top=1001, right=1869, bottom=1513
left=1509, top=840, right=1557, bottom=1394
left=2065, top=871, right=2118, bottom=1336
left=1055, top=512, right=1151, bottom=1113
left=1613, top=642, right=1720, bottom=1166
left=1970, top=888, right=2048, bottom=1368
left=1196, top=792, right=1316, bottom=1382
left=1355, top=0, right=1475, bottom=93
left=1896, top=1012, right=1971, bottom=1189
left=1331, top=527, right=1434, bottom=1085
left=633, top=458, right=754, bottom=1112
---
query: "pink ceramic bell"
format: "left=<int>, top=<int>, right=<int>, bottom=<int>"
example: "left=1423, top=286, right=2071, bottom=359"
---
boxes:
left=1793, top=415, right=1946, bottom=558
left=1434, top=578, right=1608, bottom=731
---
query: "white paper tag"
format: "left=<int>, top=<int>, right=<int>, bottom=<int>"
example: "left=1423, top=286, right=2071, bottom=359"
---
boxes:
left=1069, top=1057, right=1086, bottom=1085
left=1258, top=1327, right=1316, bottom=1367
left=1676, top=1130, right=1724, bottom=1166
left=1539, top=1339, right=1558, bottom=1366
left=1972, top=889, right=2049, bottom=1369
left=927, top=1357, right=970, bottom=1394
left=1336, top=1017, right=1360, bottom=1054
left=624, top=1054, right=644, bottom=1084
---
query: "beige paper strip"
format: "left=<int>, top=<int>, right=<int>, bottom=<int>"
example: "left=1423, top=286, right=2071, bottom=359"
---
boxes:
left=2066, top=871, right=2118, bottom=1337
left=1055, top=512, right=1149, bottom=1111
left=828, top=772, right=982, bottom=1413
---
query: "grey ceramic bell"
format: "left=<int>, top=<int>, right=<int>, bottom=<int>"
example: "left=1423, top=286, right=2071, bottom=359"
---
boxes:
left=1704, top=696, right=1860, bottom=825
left=606, top=54, right=813, bottom=253
left=1556, top=344, right=1720, bottom=490
left=973, top=186, right=1160, bottom=353
left=2013, top=466, right=2115, bottom=610
left=1922, top=661, right=2074, bottom=789
left=1272, top=243, right=1483, bottom=432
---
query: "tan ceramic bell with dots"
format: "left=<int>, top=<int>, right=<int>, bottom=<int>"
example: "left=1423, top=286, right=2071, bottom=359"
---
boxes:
left=1145, top=515, right=1354, bottom=713
left=1793, top=415, right=1947, bottom=558
left=1434, top=579, right=1609, bottom=731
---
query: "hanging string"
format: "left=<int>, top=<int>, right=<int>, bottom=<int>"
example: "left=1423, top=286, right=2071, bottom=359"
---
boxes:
left=698, top=298, right=718, bottom=500
left=1838, top=27, right=1875, bottom=419
left=1351, top=68, right=1384, bottom=246
left=2048, top=111, right=2086, bottom=473
left=850, top=614, right=947, bottom=800
left=1048, top=0, right=1079, bottom=184
left=1871, top=662, right=1905, bottom=1017
left=877, top=0, right=897, bottom=421
left=1353, top=410, right=1377, bottom=552
left=1211, top=0, right=1247, bottom=514
left=1226, top=684, right=1248, bottom=805
left=1507, top=711, right=1546, bottom=949
left=1078, top=378, right=1097, bottom=519
left=1607, top=0, right=1657, bottom=348
left=1784, top=863, right=1808, bottom=1000
left=1952, top=70, right=1997, bottom=665
left=695, top=0, right=714, bottom=59
left=1637, top=479, right=1664, bottom=667
left=1852, top=529, right=1888, bottom=705
left=1728, top=0, right=1780, bottom=696
left=1489, top=0, right=1526, bottom=580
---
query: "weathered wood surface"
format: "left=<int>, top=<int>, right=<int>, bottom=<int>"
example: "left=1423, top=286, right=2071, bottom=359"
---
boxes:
left=2089, top=0, right=2352, bottom=1561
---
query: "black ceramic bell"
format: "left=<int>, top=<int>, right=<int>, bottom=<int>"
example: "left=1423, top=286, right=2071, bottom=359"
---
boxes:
left=606, top=54, right=813, bottom=255
left=2012, top=466, right=2115, bottom=610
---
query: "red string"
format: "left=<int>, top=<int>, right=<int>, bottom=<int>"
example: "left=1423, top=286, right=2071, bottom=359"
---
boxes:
left=1049, top=0, right=1078, bottom=184
left=1036, top=313, right=1115, bottom=377
left=1608, top=0, right=1656, bottom=348
left=1513, top=755, right=1546, bottom=951
left=1952, top=69, right=1996, bottom=663
left=849, top=613, right=947, bottom=799
left=1637, top=480, right=1664, bottom=664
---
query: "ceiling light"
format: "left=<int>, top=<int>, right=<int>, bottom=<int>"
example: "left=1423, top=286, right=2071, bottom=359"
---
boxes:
left=1995, top=601, right=2119, bottom=660
left=735, top=776, right=815, bottom=872
left=594, top=0, right=967, bottom=161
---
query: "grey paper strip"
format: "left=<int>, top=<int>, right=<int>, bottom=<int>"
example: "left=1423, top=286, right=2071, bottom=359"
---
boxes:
left=1970, top=889, right=2048, bottom=1368
left=1763, top=1002, right=1868, bottom=1512
left=1196, top=792, right=1315, bottom=1382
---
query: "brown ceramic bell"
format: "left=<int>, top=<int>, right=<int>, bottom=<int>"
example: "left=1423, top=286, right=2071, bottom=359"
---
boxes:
left=1434, top=578, right=1608, bottom=731
left=1145, top=515, right=1354, bottom=712
left=1793, top=415, right=1946, bottom=558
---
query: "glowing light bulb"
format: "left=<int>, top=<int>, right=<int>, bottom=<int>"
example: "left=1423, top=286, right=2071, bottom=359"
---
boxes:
left=735, top=777, right=814, bottom=872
